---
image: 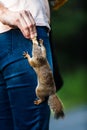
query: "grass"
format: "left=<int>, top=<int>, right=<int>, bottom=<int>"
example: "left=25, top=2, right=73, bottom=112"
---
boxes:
left=57, top=66, right=87, bottom=111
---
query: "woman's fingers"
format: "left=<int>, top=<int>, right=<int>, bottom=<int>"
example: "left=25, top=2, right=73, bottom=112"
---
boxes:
left=16, top=10, right=37, bottom=39
left=16, top=11, right=30, bottom=38
left=25, top=11, right=37, bottom=39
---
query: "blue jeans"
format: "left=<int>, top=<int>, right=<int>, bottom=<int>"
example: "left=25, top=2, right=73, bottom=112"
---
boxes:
left=0, top=27, right=53, bottom=130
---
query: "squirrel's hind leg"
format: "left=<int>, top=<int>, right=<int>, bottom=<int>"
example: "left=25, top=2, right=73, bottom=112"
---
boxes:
left=34, top=98, right=45, bottom=105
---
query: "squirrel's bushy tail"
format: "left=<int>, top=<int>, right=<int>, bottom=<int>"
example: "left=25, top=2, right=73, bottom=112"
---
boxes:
left=48, top=94, right=65, bottom=119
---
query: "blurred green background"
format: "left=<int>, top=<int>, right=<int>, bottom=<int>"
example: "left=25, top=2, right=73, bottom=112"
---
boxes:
left=51, top=0, right=87, bottom=111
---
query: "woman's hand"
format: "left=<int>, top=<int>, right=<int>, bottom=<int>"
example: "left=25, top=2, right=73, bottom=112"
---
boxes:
left=0, top=3, right=37, bottom=39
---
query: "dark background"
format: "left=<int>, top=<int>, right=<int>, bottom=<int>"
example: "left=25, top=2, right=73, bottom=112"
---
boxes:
left=50, top=0, right=87, bottom=110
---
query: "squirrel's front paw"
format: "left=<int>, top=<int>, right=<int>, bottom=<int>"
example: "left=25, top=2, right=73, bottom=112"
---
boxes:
left=23, top=51, right=29, bottom=58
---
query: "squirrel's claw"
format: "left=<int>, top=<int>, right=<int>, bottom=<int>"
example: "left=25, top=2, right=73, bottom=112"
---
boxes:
left=23, top=51, right=29, bottom=58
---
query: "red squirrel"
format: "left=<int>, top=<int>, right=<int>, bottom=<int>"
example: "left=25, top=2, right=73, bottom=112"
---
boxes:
left=23, top=38, right=64, bottom=119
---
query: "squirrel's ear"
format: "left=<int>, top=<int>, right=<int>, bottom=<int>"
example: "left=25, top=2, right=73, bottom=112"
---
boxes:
left=50, top=0, right=68, bottom=10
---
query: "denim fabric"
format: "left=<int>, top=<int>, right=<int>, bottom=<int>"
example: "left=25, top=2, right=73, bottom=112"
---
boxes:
left=0, top=27, right=52, bottom=130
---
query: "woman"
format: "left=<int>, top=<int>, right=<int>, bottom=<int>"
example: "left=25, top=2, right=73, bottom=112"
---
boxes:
left=0, top=0, right=65, bottom=129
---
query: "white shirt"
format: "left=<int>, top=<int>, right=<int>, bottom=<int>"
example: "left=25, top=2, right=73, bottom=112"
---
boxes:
left=0, top=0, right=50, bottom=33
